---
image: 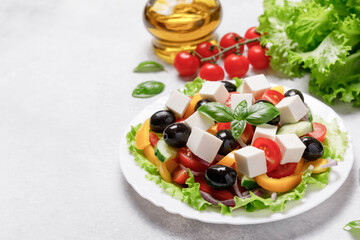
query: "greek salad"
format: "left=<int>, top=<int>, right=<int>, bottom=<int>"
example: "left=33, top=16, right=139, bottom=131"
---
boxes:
left=126, top=74, right=348, bottom=214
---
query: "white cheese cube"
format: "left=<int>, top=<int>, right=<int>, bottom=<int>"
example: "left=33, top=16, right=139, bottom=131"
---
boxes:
left=186, top=127, right=223, bottom=164
left=184, top=111, right=214, bottom=131
left=275, top=134, right=306, bottom=164
left=199, top=81, right=229, bottom=104
left=242, top=74, right=271, bottom=100
left=234, top=146, right=267, bottom=178
left=165, top=90, right=191, bottom=118
left=251, top=124, right=277, bottom=144
left=276, top=95, right=308, bottom=125
left=231, top=93, right=253, bottom=109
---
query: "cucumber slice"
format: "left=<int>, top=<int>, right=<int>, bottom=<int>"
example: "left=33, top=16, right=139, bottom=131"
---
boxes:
left=241, top=175, right=259, bottom=190
left=154, top=138, right=177, bottom=162
left=277, top=121, right=313, bottom=137
left=307, top=107, right=313, bottom=122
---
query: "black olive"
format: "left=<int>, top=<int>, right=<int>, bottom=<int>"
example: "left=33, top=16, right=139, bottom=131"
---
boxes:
left=284, top=89, right=304, bottom=102
left=254, top=100, right=279, bottom=125
left=301, top=136, right=324, bottom=161
left=205, top=165, right=237, bottom=189
left=194, top=99, right=212, bottom=111
left=149, top=110, right=176, bottom=133
left=163, top=123, right=191, bottom=148
left=215, top=129, right=237, bottom=156
left=255, top=99, right=273, bottom=105
left=221, top=81, right=237, bottom=92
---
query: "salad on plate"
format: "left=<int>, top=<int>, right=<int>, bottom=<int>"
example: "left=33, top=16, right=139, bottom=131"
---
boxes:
left=126, top=74, right=348, bottom=215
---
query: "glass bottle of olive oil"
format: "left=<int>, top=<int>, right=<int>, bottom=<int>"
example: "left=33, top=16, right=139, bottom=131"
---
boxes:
left=144, top=0, right=222, bottom=63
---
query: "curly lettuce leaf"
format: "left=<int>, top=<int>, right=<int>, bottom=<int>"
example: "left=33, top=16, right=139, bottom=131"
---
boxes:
left=339, top=14, right=360, bottom=48
left=285, top=2, right=337, bottom=51
left=313, top=116, right=349, bottom=161
left=180, top=77, right=204, bottom=97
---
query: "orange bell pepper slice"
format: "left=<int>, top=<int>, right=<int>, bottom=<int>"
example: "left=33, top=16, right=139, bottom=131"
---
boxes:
left=135, top=119, right=150, bottom=150
left=183, top=93, right=203, bottom=119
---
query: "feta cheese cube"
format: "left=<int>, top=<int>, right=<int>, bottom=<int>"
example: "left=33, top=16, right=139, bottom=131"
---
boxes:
left=234, top=146, right=267, bottom=178
left=231, top=93, right=253, bottom=109
left=165, top=90, right=191, bottom=118
left=242, top=74, right=271, bottom=100
left=199, top=81, right=229, bottom=104
left=251, top=124, right=277, bottom=144
left=186, top=127, right=223, bottom=164
left=275, top=134, right=306, bottom=164
left=276, top=95, right=308, bottom=125
left=184, top=111, right=214, bottom=131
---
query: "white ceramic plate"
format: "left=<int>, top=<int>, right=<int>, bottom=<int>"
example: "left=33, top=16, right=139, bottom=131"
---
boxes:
left=119, top=92, right=354, bottom=225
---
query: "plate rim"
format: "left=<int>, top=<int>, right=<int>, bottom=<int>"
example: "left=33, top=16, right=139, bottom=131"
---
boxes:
left=119, top=89, right=354, bottom=225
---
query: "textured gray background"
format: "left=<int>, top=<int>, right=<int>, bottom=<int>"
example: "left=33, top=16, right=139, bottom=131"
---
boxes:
left=0, top=0, right=359, bottom=239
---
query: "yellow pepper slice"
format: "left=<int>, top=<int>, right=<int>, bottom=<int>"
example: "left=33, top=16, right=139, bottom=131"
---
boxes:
left=207, top=123, right=219, bottom=135
left=216, top=151, right=237, bottom=169
left=271, top=85, right=284, bottom=95
left=302, top=158, right=329, bottom=174
left=142, top=145, right=173, bottom=183
left=183, top=93, right=203, bottom=119
left=135, top=119, right=150, bottom=150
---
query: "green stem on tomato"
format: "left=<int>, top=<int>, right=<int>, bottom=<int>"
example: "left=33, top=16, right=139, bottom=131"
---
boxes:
left=200, top=37, right=261, bottom=62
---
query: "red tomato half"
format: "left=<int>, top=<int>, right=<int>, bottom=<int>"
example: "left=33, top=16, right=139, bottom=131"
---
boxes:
left=261, top=89, right=284, bottom=105
left=219, top=33, right=245, bottom=57
left=149, top=131, right=160, bottom=147
left=217, top=122, right=231, bottom=131
left=240, top=123, right=254, bottom=145
left=225, top=92, right=240, bottom=108
left=172, top=167, right=190, bottom=185
left=178, top=148, right=209, bottom=172
left=307, top=122, right=327, bottom=142
left=195, top=176, right=235, bottom=202
left=252, top=138, right=281, bottom=172
left=244, top=26, right=261, bottom=48
left=199, top=63, right=225, bottom=81
left=266, top=163, right=298, bottom=179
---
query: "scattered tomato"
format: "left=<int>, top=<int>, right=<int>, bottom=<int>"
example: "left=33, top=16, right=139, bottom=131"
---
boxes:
left=195, top=176, right=235, bottom=202
left=252, top=137, right=281, bottom=172
left=199, top=63, right=224, bottom=81
left=240, top=123, right=254, bottom=145
left=174, top=51, right=200, bottom=76
left=172, top=166, right=190, bottom=185
left=244, top=26, right=261, bottom=48
left=178, top=148, right=209, bottom=172
left=224, top=54, right=249, bottom=78
left=149, top=131, right=159, bottom=147
left=195, top=41, right=220, bottom=65
left=219, top=33, right=245, bottom=57
left=266, top=162, right=298, bottom=179
left=261, top=89, right=284, bottom=105
left=307, top=122, right=327, bottom=142
left=247, top=45, right=270, bottom=70
left=225, top=92, right=240, bottom=108
left=217, top=122, right=231, bottom=131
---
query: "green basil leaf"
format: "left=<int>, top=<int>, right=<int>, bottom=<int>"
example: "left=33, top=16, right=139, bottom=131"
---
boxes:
left=230, top=119, right=246, bottom=140
left=234, top=100, right=248, bottom=119
left=132, top=81, right=165, bottom=98
left=134, top=61, right=165, bottom=73
left=198, top=102, right=235, bottom=123
left=245, top=102, right=280, bottom=125
left=344, top=220, right=360, bottom=231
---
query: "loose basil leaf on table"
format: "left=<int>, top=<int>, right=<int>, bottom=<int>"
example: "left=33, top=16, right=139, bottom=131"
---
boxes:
left=245, top=102, right=280, bottom=125
left=198, top=102, right=235, bottom=123
left=133, top=61, right=165, bottom=73
left=344, top=220, right=360, bottom=232
left=132, top=81, right=165, bottom=98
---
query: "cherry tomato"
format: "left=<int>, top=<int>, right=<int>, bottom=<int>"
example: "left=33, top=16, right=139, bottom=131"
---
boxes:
left=174, top=51, right=200, bottom=76
left=225, top=92, right=240, bottom=108
left=219, top=33, right=245, bottom=57
left=217, top=122, right=231, bottom=131
left=224, top=54, right=249, bottom=78
left=307, top=122, right=327, bottom=142
left=172, top=166, right=190, bottom=185
left=195, top=176, right=235, bottom=202
left=244, top=26, right=261, bottom=48
left=266, top=163, right=298, bottom=179
left=195, top=41, right=220, bottom=65
left=240, top=123, right=254, bottom=145
left=199, top=63, right=224, bottom=81
left=252, top=138, right=281, bottom=172
left=178, top=148, right=209, bottom=172
left=247, top=46, right=270, bottom=70
left=261, top=89, right=284, bottom=105
left=149, top=131, right=159, bottom=147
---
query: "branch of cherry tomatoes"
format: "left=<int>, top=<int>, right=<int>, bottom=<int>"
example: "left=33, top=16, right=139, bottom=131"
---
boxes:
left=173, top=27, right=270, bottom=81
